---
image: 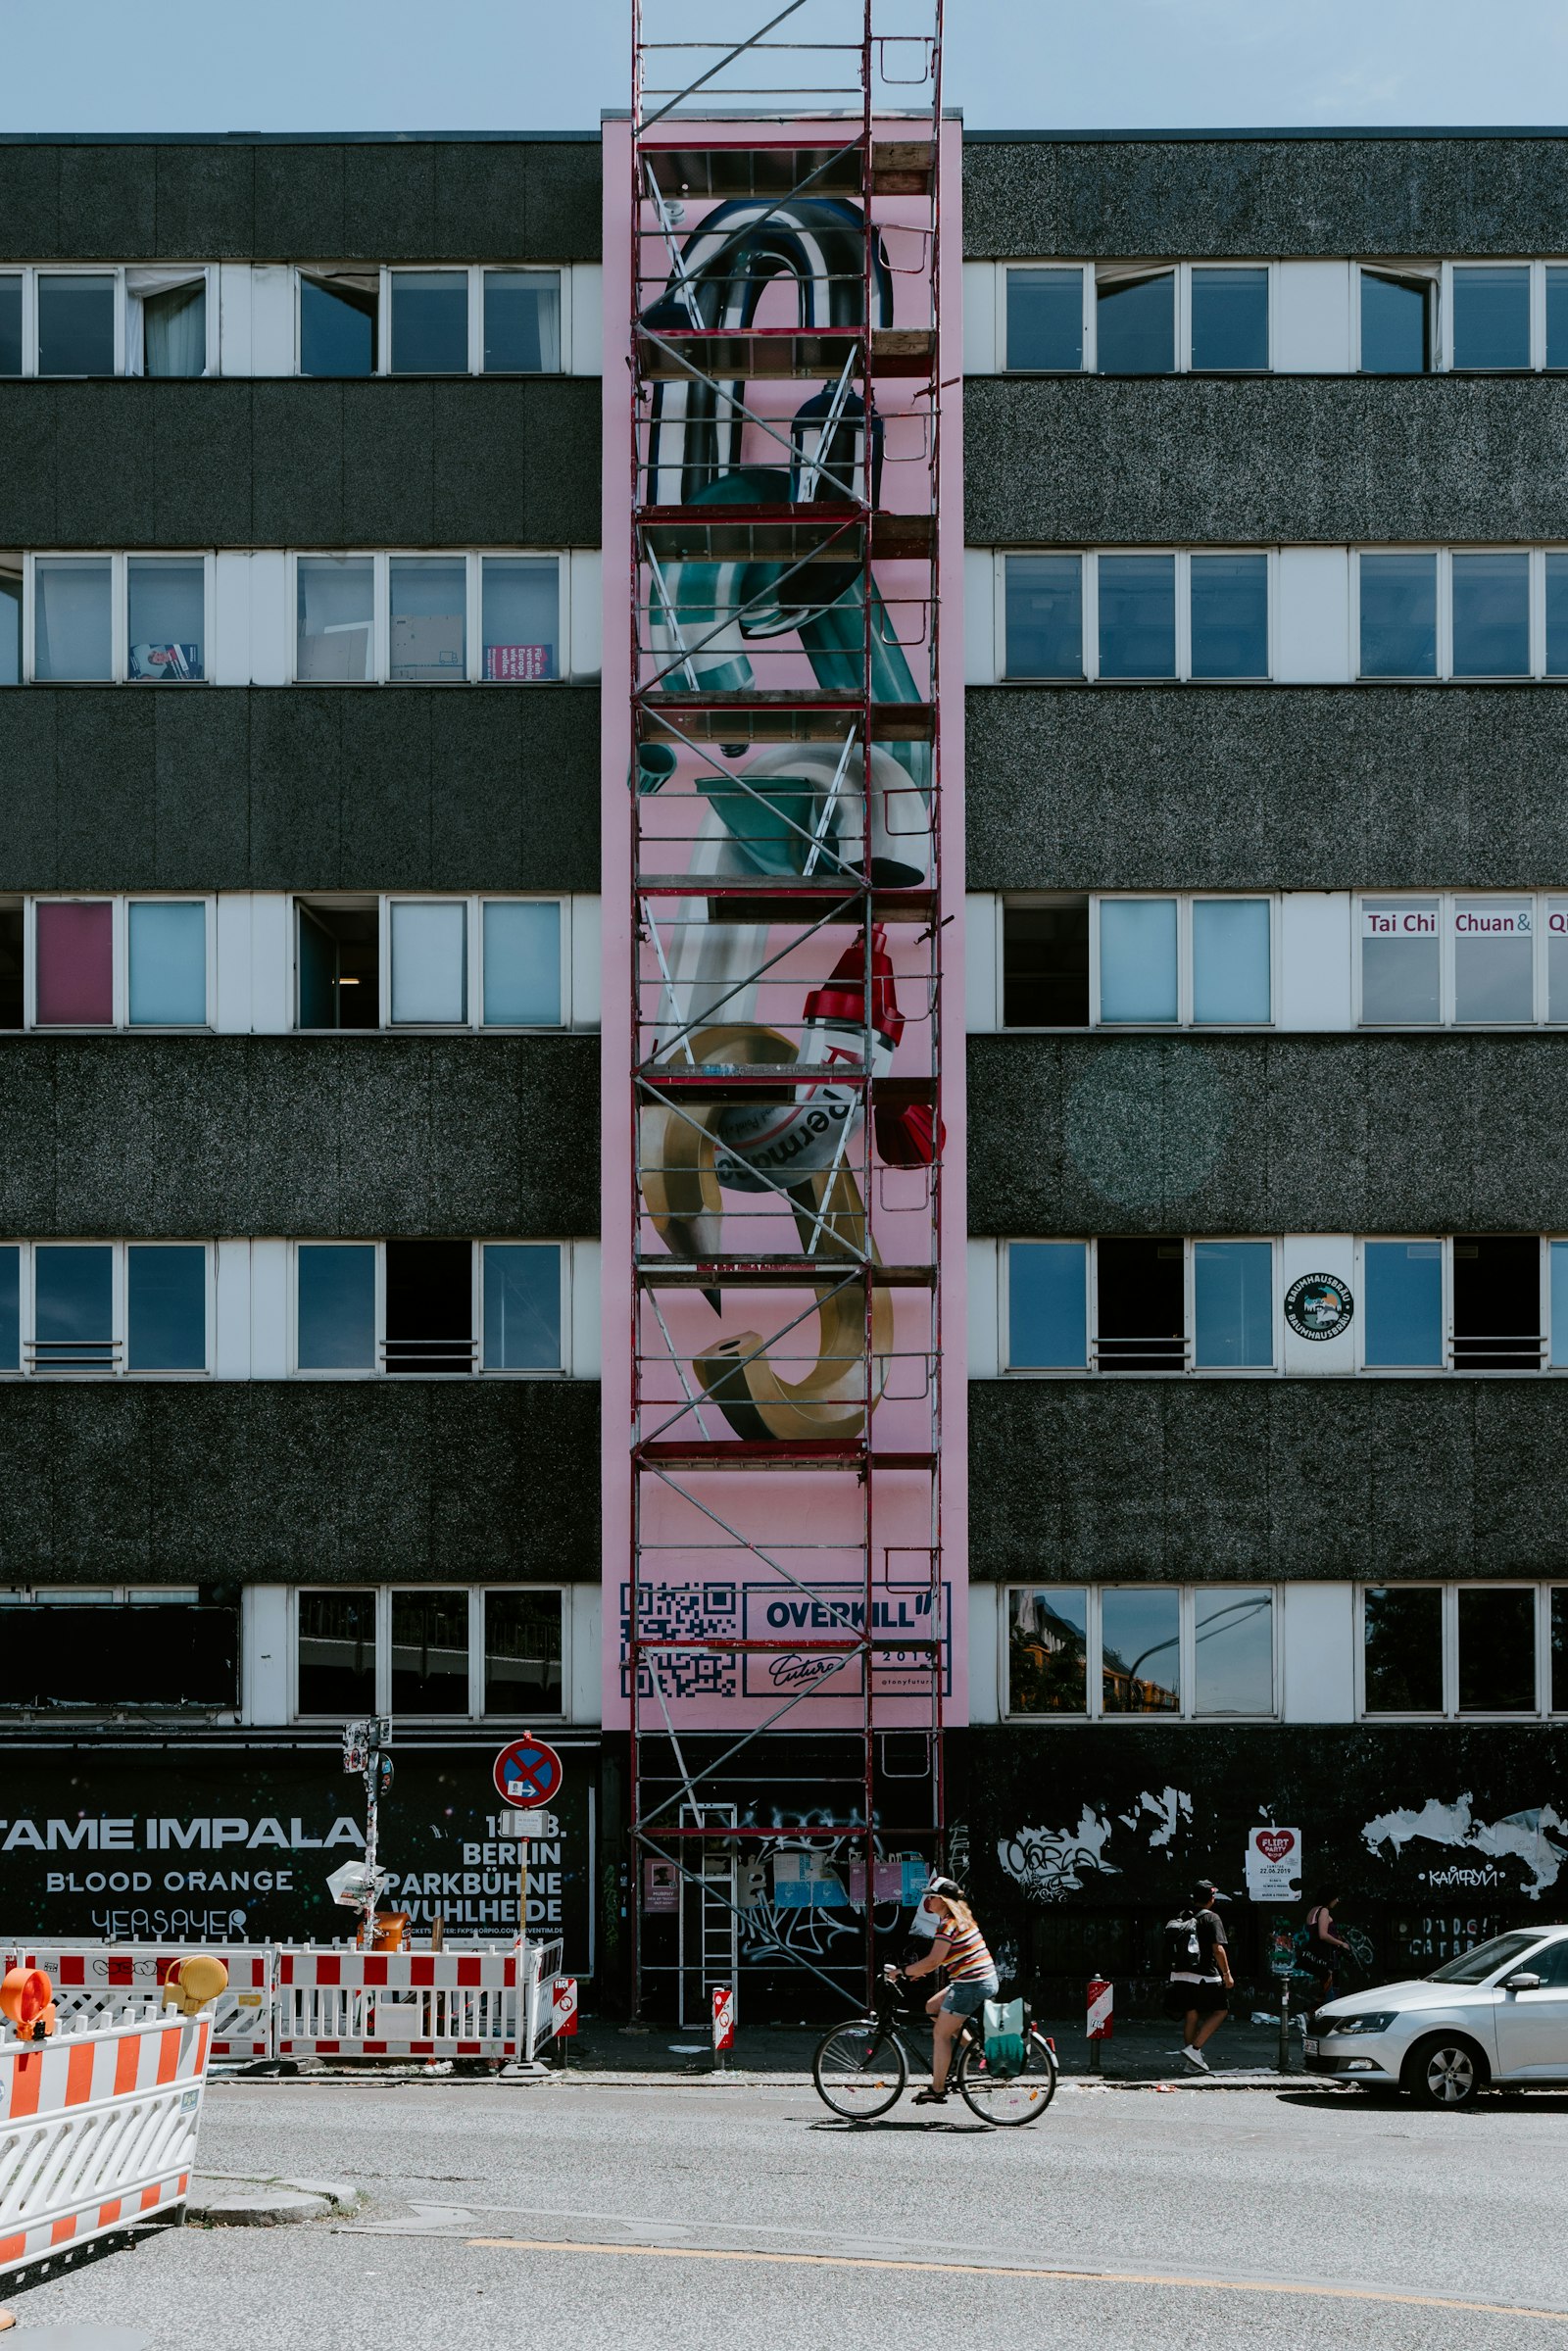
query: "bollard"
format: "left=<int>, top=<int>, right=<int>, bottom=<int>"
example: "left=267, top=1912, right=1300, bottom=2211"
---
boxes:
left=1086, top=1974, right=1112, bottom=2074
left=711, top=1983, right=735, bottom=2074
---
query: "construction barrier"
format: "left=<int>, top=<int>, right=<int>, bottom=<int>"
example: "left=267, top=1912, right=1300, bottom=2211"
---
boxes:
left=521, top=1939, right=566, bottom=2061
left=0, top=2004, right=213, bottom=2279
left=2, top=1945, right=274, bottom=2061
left=274, top=1948, right=519, bottom=2058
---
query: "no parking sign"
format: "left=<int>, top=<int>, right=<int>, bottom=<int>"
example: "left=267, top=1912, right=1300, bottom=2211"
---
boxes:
left=492, top=1736, right=565, bottom=1810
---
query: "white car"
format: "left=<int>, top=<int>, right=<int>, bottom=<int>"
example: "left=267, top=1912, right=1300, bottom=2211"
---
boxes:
left=1305, top=1926, right=1568, bottom=2107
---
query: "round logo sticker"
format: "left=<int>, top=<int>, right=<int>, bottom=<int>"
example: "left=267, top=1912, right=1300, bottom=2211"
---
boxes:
left=1284, top=1273, right=1354, bottom=1342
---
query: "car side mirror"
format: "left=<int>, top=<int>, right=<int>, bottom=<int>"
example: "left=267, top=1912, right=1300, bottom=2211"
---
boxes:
left=1502, top=1972, right=1543, bottom=1991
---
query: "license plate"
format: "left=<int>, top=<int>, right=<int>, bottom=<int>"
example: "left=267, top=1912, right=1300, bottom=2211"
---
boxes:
left=1303, top=2037, right=1319, bottom=2056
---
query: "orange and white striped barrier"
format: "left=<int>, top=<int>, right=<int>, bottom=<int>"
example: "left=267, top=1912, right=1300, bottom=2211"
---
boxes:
left=274, top=1948, right=519, bottom=2058
left=0, top=1988, right=216, bottom=2285
left=2, top=1945, right=273, bottom=2060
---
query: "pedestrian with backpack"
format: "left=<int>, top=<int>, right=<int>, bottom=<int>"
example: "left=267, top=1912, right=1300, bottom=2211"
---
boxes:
left=1163, top=1879, right=1233, bottom=2073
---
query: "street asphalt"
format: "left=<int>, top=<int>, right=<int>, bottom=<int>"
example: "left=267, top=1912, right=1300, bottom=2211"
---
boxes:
left=9, top=2073, right=1568, bottom=2350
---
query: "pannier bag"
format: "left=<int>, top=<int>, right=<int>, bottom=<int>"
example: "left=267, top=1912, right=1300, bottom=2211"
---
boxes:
left=982, top=1995, right=1027, bottom=2078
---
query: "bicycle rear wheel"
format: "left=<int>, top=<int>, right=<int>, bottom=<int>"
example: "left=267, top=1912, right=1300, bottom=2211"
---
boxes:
left=955, top=2029, right=1058, bottom=2126
left=812, top=2021, right=907, bottom=2121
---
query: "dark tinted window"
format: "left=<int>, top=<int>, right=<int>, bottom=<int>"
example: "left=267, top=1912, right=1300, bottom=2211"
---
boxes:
left=0, top=1603, right=237, bottom=1709
left=1359, top=554, right=1437, bottom=678
left=1004, top=555, right=1082, bottom=678
left=298, top=1589, right=376, bottom=1715
left=1457, top=1586, right=1537, bottom=1713
left=484, top=1590, right=564, bottom=1713
left=391, top=1590, right=468, bottom=1714
left=1451, top=266, right=1530, bottom=369
left=1190, top=554, right=1268, bottom=678
left=299, top=274, right=377, bottom=376
left=1097, top=272, right=1174, bottom=374
left=390, top=271, right=467, bottom=373
left=1003, top=900, right=1089, bottom=1026
left=0, top=907, right=20, bottom=1031
left=37, top=274, right=115, bottom=374
left=1005, top=269, right=1083, bottom=369
left=1548, top=268, right=1568, bottom=369
left=1360, top=271, right=1431, bottom=372
left=0, top=276, right=20, bottom=376
left=1451, top=552, right=1529, bottom=678
left=1364, top=1586, right=1443, bottom=1711
left=1553, top=1589, right=1568, bottom=1713
left=1098, top=554, right=1176, bottom=678
left=1190, top=268, right=1268, bottom=370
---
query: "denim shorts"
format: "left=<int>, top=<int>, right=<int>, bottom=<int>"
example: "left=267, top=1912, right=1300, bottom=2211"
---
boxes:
left=940, top=1973, right=1000, bottom=2019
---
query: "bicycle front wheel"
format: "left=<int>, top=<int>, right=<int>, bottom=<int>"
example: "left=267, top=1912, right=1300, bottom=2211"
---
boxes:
left=812, top=2021, right=908, bottom=2121
left=955, top=2029, right=1058, bottom=2126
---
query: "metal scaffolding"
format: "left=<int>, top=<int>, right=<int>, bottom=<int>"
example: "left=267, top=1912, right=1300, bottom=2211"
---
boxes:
left=626, top=0, right=946, bottom=2021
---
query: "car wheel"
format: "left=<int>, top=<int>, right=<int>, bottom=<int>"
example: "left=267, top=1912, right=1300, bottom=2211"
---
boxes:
left=1404, top=2034, right=1488, bottom=2109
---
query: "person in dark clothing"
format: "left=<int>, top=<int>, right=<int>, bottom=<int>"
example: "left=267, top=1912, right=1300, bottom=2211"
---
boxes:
left=1303, top=1885, right=1352, bottom=2000
left=1163, top=1878, right=1233, bottom=2074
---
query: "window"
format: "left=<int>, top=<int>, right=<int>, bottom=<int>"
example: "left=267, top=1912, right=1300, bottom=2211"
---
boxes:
left=1358, top=553, right=1437, bottom=677
left=1191, top=898, right=1270, bottom=1022
left=297, top=895, right=566, bottom=1030
left=481, top=556, right=560, bottom=680
left=1549, top=268, right=1568, bottom=369
left=0, top=902, right=19, bottom=1028
left=1001, top=552, right=1268, bottom=684
left=0, top=560, right=20, bottom=685
left=1553, top=1588, right=1568, bottom=1712
left=1098, top=554, right=1175, bottom=678
left=483, top=900, right=562, bottom=1026
left=0, top=275, right=20, bottom=375
left=294, top=1242, right=564, bottom=1376
left=33, top=559, right=113, bottom=681
left=1450, top=1236, right=1543, bottom=1371
left=1451, top=265, right=1531, bottom=370
left=1190, top=267, right=1268, bottom=370
left=1095, top=1238, right=1187, bottom=1372
left=1450, top=552, right=1529, bottom=677
left=297, top=557, right=374, bottom=682
left=1360, top=898, right=1440, bottom=1023
left=1001, top=898, right=1089, bottom=1026
left=390, top=901, right=467, bottom=1023
left=1363, top=1584, right=1548, bottom=1719
left=1002, top=555, right=1082, bottom=679
left=484, top=269, right=562, bottom=372
left=1552, top=1243, right=1568, bottom=1369
left=297, top=901, right=379, bottom=1029
left=389, top=558, right=466, bottom=682
left=1100, top=898, right=1178, bottom=1022
left=15, top=1242, right=208, bottom=1376
left=1361, top=1241, right=1444, bottom=1368
left=1363, top=1585, right=1444, bottom=1712
left=483, top=1244, right=563, bottom=1371
left=1096, top=895, right=1272, bottom=1027
left=1096, top=270, right=1174, bottom=374
left=1004, top=268, right=1083, bottom=371
left=299, top=271, right=378, bottom=375
left=131, top=272, right=207, bottom=378
left=0, top=1590, right=236, bottom=1712
left=1007, top=1585, right=1278, bottom=1720
left=1189, top=554, right=1268, bottom=678
left=1547, top=554, right=1568, bottom=675
left=295, top=1587, right=566, bottom=1719
left=389, top=270, right=468, bottom=373
left=1453, top=898, right=1532, bottom=1023
left=127, top=558, right=205, bottom=680
left=27, top=898, right=211, bottom=1030
left=36, top=272, right=115, bottom=375
left=1360, top=269, right=1432, bottom=372
left=1006, top=1241, right=1087, bottom=1369
left=1192, top=1242, right=1274, bottom=1369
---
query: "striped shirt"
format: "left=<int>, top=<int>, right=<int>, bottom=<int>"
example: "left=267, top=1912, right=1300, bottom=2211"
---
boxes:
left=936, top=1916, right=996, bottom=1984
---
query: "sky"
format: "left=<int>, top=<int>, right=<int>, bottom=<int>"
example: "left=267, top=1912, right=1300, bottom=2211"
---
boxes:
left=4, top=0, right=1568, bottom=134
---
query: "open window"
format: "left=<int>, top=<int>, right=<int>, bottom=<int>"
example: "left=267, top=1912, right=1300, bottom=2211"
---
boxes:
left=0, top=901, right=21, bottom=1029
left=1002, top=897, right=1088, bottom=1027
left=299, top=270, right=378, bottom=375
left=1359, top=268, right=1435, bottom=373
left=296, top=900, right=379, bottom=1029
left=1095, top=1238, right=1187, bottom=1371
left=383, top=1240, right=475, bottom=1375
left=125, top=269, right=208, bottom=377
left=1095, top=267, right=1175, bottom=374
left=1451, top=1236, right=1543, bottom=1371
left=0, top=1589, right=236, bottom=1711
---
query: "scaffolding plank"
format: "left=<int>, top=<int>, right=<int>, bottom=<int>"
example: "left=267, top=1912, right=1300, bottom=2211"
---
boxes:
left=633, top=325, right=936, bottom=380
left=636, top=691, right=934, bottom=745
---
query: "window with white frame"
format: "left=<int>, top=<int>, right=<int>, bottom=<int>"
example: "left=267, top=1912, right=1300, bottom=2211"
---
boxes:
left=0, top=1243, right=212, bottom=1376
left=996, top=894, right=1274, bottom=1030
left=292, top=1240, right=566, bottom=1377
left=17, top=554, right=211, bottom=683
left=1004, top=1239, right=1277, bottom=1375
left=1005, top=1585, right=1278, bottom=1719
left=0, top=1586, right=237, bottom=1711
left=296, top=266, right=564, bottom=378
left=293, top=895, right=567, bottom=1030
left=1002, top=551, right=1271, bottom=681
left=1361, top=1583, right=1568, bottom=1718
left=292, top=1585, right=565, bottom=1720
left=0, top=266, right=216, bottom=378
left=292, top=552, right=562, bottom=683
left=8, top=897, right=214, bottom=1029
left=1356, top=892, right=1568, bottom=1026
left=1001, top=263, right=1271, bottom=374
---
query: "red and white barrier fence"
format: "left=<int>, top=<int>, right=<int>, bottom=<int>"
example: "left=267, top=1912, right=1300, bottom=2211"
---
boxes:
left=0, top=2005, right=213, bottom=2280
left=274, top=1949, right=519, bottom=2058
left=3, top=1946, right=273, bottom=2061
left=521, top=1939, right=567, bottom=2062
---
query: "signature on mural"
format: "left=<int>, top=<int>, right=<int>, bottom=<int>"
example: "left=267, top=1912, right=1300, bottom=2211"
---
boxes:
left=1361, top=1795, right=1568, bottom=1901
left=998, top=1788, right=1194, bottom=1903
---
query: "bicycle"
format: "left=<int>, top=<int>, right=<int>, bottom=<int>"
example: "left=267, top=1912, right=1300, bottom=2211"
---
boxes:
left=811, top=1972, right=1058, bottom=2127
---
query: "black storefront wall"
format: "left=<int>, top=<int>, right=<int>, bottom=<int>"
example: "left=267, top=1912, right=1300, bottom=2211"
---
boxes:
left=0, top=1738, right=598, bottom=1974
left=954, top=1725, right=1568, bottom=2011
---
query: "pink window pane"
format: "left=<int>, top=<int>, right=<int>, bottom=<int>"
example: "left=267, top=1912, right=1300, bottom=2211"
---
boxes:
left=35, top=902, right=113, bottom=1025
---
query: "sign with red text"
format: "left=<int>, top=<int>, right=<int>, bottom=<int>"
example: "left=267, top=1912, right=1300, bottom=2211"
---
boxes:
left=1246, top=1826, right=1302, bottom=1903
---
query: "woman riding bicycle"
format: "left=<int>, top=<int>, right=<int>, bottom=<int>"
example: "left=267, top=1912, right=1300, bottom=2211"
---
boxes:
left=897, top=1878, right=1000, bottom=2107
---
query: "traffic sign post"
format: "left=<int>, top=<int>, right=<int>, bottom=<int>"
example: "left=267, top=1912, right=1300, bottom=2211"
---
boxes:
left=492, top=1739, right=565, bottom=1952
left=552, top=1975, right=578, bottom=2068
left=711, top=1984, right=735, bottom=2071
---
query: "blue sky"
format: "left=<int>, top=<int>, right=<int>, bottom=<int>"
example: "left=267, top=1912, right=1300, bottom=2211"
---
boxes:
left=4, top=0, right=1568, bottom=132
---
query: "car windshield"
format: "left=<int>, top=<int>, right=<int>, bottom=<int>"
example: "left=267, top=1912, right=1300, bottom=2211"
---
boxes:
left=1426, top=1932, right=1549, bottom=1984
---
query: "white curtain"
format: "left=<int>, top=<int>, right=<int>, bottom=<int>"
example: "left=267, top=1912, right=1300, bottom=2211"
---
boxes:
left=125, top=268, right=208, bottom=376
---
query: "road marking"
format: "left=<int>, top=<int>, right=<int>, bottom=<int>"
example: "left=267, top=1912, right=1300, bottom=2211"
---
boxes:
left=462, top=2237, right=1568, bottom=2323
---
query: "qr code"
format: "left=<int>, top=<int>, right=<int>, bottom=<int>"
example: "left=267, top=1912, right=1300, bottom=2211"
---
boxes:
left=620, top=1582, right=740, bottom=1699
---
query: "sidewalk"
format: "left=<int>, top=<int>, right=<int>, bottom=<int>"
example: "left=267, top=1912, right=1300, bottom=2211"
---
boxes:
left=557, top=2012, right=1301, bottom=2082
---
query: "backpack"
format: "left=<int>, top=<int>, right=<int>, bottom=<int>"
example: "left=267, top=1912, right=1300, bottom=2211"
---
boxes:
left=982, top=1995, right=1027, bottom=2079
left=1164, top=1911, right=1202, bottom=1975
